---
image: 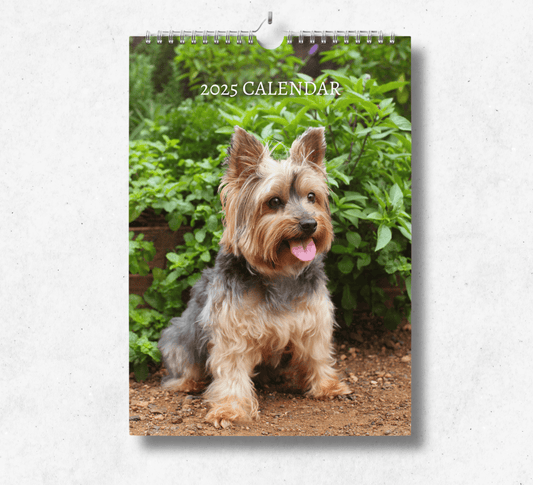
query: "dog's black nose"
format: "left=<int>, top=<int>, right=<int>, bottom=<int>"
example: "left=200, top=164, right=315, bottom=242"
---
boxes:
left=299, top=218, right=317, bottom=235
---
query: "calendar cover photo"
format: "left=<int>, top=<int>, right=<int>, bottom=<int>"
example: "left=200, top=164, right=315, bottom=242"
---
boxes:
left=128, top=35, right=412, bottom=436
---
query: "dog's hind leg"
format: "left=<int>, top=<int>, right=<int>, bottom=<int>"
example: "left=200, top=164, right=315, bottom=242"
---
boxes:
left=158, top=317, right=208, bottom=393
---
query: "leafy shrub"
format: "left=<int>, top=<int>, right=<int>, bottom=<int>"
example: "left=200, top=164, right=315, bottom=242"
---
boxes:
left=174, top=40, right=303, bottom=93
left=141, top=152, right=225, bottom=319
left=129, top=137, right=183, bottom=224
left=128, top=137, right=225, bottom=379
left=129, top=231, right=156, bottom=276
left=129, top=51, right=157, bottom=136
left=135, top=97, right=229, bottom=160
left=320, top=36, right=411, bottom=118
left=129, top=294, right=165, bottom=381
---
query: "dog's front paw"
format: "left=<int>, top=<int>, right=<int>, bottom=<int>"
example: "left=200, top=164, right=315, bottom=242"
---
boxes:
left=308, top=378, right=353, bottom=399
left=205, top=397, right=257, bottom=428
left=207, top=415, right=234, bottom=429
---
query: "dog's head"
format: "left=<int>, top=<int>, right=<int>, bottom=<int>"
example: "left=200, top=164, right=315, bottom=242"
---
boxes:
left=219, top=126, right=334, bottom=277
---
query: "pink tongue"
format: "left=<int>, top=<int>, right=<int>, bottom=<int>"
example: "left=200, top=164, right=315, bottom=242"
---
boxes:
left=290, top=239, right=316, bottom=261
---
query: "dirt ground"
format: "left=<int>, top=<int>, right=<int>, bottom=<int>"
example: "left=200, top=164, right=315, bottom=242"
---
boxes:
left=129, top=315, right=411, bottom=437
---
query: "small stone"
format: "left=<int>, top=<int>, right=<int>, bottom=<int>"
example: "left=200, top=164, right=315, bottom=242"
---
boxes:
left=401, top=355, right=411, bottom=362
left=385, top=373, right=392, bottom=378
left=384, top=339, right=396, bottom=349
left=129, top=416, right=141, bottom=421
left=132, top=401, right=148, bottom=408
left=350, top=332, right=364, bottom=343
left=340, top=354, right=347, bottom=361
left=370, top=380, right=378, bottom=385
left=403, top=324, right=411, bottom=332
left=384, top=429, right=391, bottom=435
left=148, top=404, right=165, bottom=414
left=171, top=417, right=183, bottom=424
left=196, top=424, right=203, bottom=430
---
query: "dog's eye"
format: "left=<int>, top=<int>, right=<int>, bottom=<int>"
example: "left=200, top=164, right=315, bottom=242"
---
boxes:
left=307, top=192, right=316, bottom=203
left=268, top=197, right=283, bottom=209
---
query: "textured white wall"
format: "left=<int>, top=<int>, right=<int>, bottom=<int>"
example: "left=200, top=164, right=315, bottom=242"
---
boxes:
left=1, top=1, right=532, bottom=483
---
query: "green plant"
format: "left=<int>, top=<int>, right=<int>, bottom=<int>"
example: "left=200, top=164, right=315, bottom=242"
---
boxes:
left=129, top=294, right=165, bottom=381
left=129, top=231, right=156, bottom=276
left=128, top=137, right=225, bottom=379
left=141, top=152, right=225, bottom=318
left=129, top=49, right=155, bottom=112
left=142, top=98, right=229, bottom=160
left=129, top=231, right=162, bottom=381
left=174, top=40, right=303, bottom=93
left=320, top=36, right=411, bottom=119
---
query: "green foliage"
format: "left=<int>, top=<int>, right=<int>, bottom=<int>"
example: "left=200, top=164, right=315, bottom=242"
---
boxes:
left=135, top=97, right=229, bottom=160
left=128, top=135, right=225, bottom=379
left=129, top=38, right=411, bottom=379
left=129, top=294, right=165, bottom=381
left=129, top=49, right=155, bottom=111
left=129, top=39, right=183, bottom=139
left=320, top=36, right=411, bottom=119
left=174, top=40, right=303, bottom=93
left=141, top=151, right=225, bottom=319
left=129, top=232, right=156, bottom=276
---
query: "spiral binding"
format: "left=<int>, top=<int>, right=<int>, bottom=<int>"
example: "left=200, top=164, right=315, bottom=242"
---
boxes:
left=145, top=12, right=395, bottom=45
left=146, top=29, right=395, bottom=45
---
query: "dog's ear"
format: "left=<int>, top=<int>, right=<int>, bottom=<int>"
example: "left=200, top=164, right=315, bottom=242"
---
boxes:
left=225, top=126, right=268, bottom=180
left=289, top=127, right=327, bottom=169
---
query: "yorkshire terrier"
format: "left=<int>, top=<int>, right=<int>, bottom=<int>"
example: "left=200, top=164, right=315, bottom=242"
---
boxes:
left=158, top=126, right=351, bottom=428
